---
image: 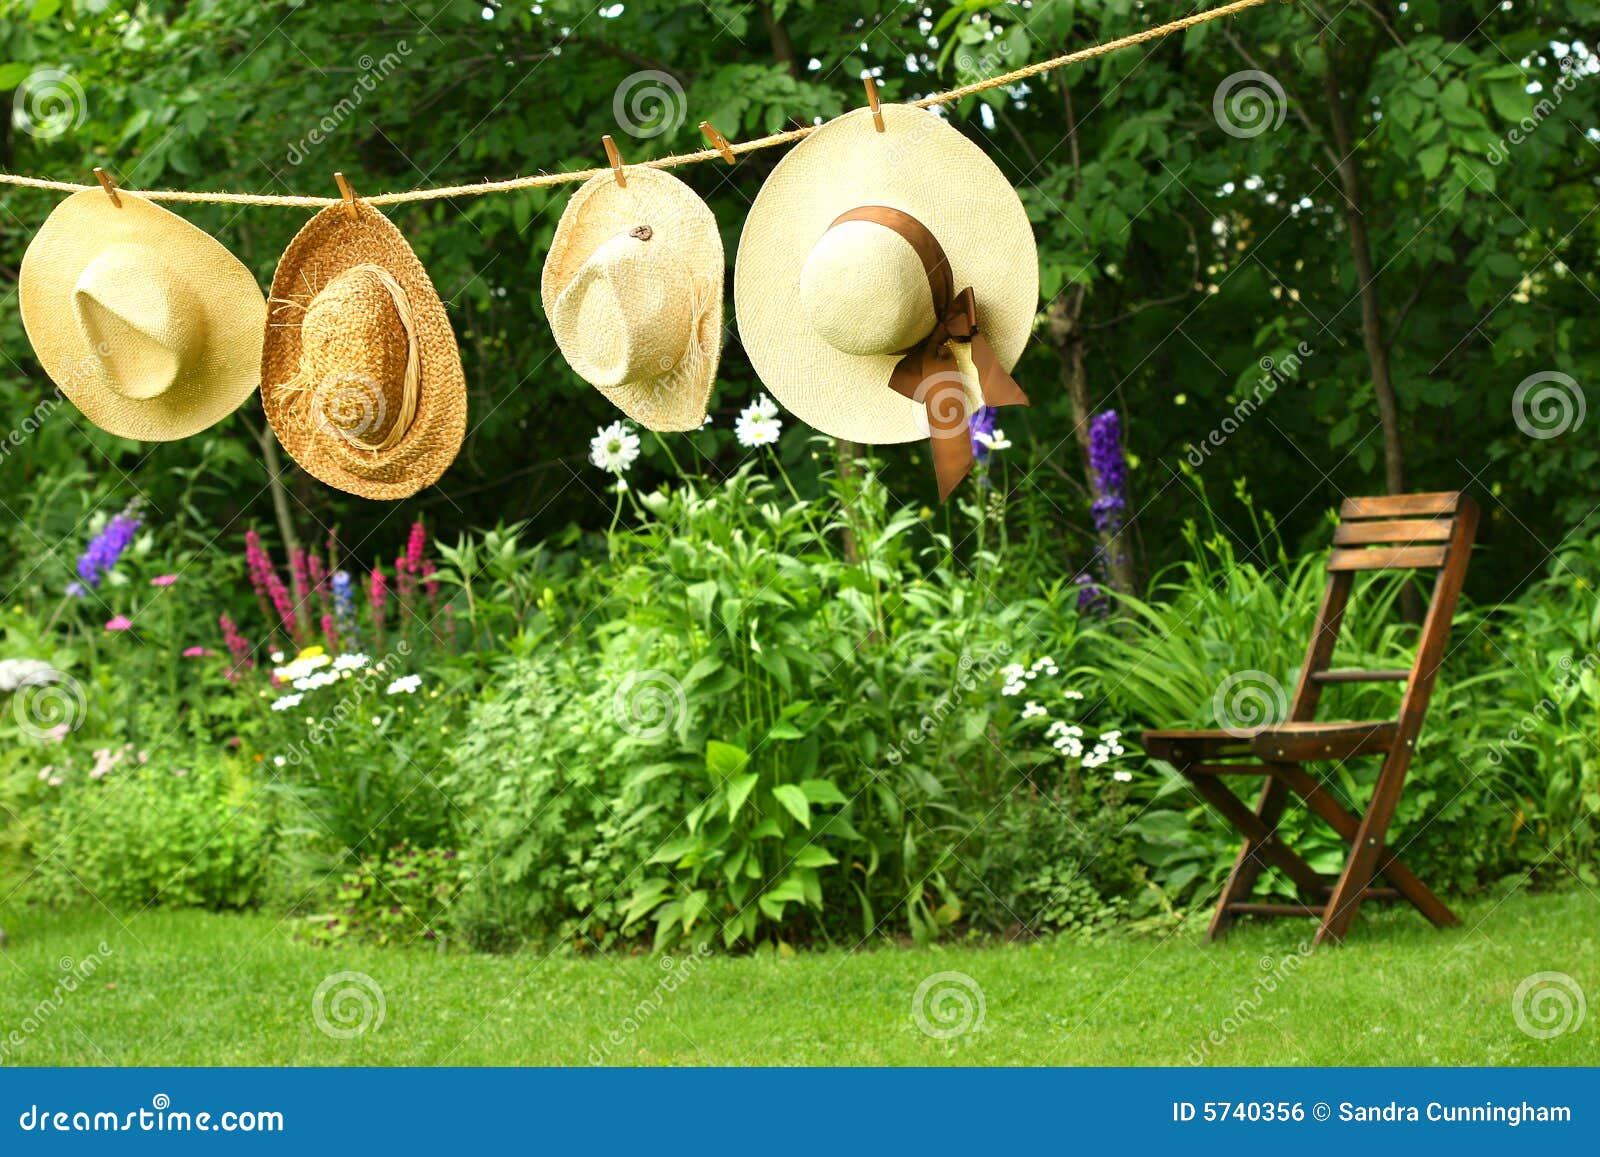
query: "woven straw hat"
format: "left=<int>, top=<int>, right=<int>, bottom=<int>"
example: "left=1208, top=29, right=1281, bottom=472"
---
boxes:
left=542, top=167, right=722, bottom=431
left=261, top=202, right=466, bottom=500
left=735, top=104, right=1037, bottom=450
left=18, top=189, right=267, bottom=441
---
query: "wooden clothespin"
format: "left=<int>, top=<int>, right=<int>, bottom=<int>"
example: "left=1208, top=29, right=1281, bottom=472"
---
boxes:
left=333, top=172, right=359, bottom=221
left=92, top=167, right=121, bottom=207
left=602, top=135, right=627, bottom=187
left=863, top=75, right=885, bottom=132
left=699, top=121, right=737, bottom=165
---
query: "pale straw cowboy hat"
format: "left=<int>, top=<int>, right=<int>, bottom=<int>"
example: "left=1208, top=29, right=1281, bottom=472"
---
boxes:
left=261, top=202, right=467, bottom=500
left=19, top=189, right=267, bottom=441
left=735, top=104, right=1037, bottom=500
left=542, top=167, right=723, bottom=431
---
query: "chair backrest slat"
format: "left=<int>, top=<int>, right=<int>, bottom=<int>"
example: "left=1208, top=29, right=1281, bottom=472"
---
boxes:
left=1340, top=492, right=1460, bottom=519
left=1328, top=544, right=1449, bottom=571
left=1332, top=517, right=1455, bottom=546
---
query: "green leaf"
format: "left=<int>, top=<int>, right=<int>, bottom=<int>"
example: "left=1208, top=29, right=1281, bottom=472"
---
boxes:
left=726, top=771, right=759, bottom=819
left=800, top=778, right=848, bottom=806
left=771, top=784, right=811, bottom=828
left=1417, top=143, right=1449, bottom=181
left=705, top=740, right=749, bottom=781
left=790, top=845, right=838, bottom=869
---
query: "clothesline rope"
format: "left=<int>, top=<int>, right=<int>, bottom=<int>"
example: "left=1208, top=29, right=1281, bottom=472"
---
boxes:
left=0, top=0, right=1274, bottom=208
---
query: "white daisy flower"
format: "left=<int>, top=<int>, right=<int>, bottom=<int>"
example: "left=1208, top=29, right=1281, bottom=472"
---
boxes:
left=1021, top=701, right=1047, bottom=719
left=590, top=420, right=641, bottom=474
left=386, top=674, right=422, bottom=696
left=271, top=694, right=303, bottom=712
left=750, top=393, right=780, bottom=420
left=734, top=412, right=782, bottom=448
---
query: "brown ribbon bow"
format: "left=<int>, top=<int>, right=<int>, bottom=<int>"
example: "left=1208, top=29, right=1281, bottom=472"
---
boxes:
left=828, top=206, right=1028, bottom=501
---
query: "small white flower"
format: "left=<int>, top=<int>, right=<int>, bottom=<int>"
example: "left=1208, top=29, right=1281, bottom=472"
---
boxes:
left=749, top=393, right=780, bottom=420
left=273, top=755, right=286, bottom=768
left=1062, top=689, right=1085, bottom=701
left=1000, top=663, right=1026, bottom=682
left=371, top=716, right=382, bottom=726
left=974, top=428, right=1013, bottom=452
left=270, top=651, right=285, bottom=664
left=1112, top=770, right=1133, bottom=783
left=271, top=694, right=304, bottom=711
left=386, top=674, right=422, bottom=695
left=1002, top=681, right=1026, bottom=697
left=1053, top=737, right=1084, bottom=758
left=1021, top=701, right=1047, bottom=719
left=734, top=412, right=782, bottom=448
left=590, top=420, right=641, bottom=474
left=613, top=478, right=630, bottom=494
left=332, top=652, right=370, bottom=672
left=292, top=670, right=339, bottom=691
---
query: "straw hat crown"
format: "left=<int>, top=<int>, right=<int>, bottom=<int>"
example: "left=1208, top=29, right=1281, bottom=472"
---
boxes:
left=261, top=203, right=465, bottom=500
left=542, top=167, right=723, bottom=432
left=19, top=189, right=267, bottom=441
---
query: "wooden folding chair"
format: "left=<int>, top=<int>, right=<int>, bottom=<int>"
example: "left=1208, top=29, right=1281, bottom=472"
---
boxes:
left=1140, top=492, right=1479, bottom=946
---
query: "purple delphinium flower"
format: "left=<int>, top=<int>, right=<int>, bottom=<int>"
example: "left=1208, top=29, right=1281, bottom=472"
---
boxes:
left=1087, top=410, right=1126, bottom=537
left=73, top=510, right=141, bottom=592
left=1074, top=572, right=1105, bottom=614
left=969, top=405, right=998, bottom=464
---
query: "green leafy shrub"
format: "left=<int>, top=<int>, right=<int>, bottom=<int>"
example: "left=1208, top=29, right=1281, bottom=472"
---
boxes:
left=301, top=842, right=470, bottom=948
left=31, top=752, right=267, bottom=909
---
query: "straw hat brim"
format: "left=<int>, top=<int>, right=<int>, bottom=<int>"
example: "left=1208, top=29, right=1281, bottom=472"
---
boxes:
left=261, top=202, right=466, bottom=501
left=18, top=190, right=267, bottom=442
left=542, top=167, right=723, bottom=432
left=734, top=105, right=1038, bottom=445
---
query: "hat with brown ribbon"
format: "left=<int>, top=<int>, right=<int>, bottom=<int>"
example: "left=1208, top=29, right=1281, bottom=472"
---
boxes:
left=734, top=104, right=1037, bottom=500
left=260, top=202, right=466, bottom=500
left=18, top=190, right=267, bottom=441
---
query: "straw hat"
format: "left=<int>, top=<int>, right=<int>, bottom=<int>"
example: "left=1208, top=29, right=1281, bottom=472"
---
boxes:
left=261, top=202, right=466, bottom=500
left=735, top=104, right=1037, bottom=498
left=542, top=167, right=722, bottom=431
left=18, top=189, right=267, bottom=441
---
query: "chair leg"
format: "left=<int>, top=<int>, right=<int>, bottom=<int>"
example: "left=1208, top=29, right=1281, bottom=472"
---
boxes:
left=1315, top=747, right=1423, bottom=945
left=1273, top=763, right=1457, bottom=930
left=1184, top=770, right=1323, bottom=939
left=1206, top=776, right=1288, bottom=939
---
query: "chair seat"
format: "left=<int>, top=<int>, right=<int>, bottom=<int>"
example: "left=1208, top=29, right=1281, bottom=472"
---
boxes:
left=1141, top=720, right=1398, bottom=765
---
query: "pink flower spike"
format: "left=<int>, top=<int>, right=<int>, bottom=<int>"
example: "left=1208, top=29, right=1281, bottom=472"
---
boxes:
left=150, top=574, right=178, bottom=586
left=182, top=645, right=208, bottom=658
left=105, top=615, right=133, bottom=631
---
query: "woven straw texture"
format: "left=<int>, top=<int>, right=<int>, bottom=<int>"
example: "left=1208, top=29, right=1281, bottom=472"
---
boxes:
left=734, top=104, right=1037, bottom=445
left=261, top=202, right=466, bottom=500
left=18, top=190, right=267, bottom=441
left=542, top=167, right=722, bottom=431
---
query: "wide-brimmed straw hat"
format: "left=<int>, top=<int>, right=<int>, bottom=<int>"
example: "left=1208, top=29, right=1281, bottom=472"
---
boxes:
left=19, top=189, right=267, bottom=441
left=735, top=104, right=1037, bottom=499
left=261, top=202, right=466, bottom=500
left=542, top=167, right=722, bottom=431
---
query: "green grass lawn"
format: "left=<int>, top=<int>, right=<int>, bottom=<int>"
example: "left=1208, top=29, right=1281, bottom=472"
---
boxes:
left=1, top=890, right=1595, bottom=1065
